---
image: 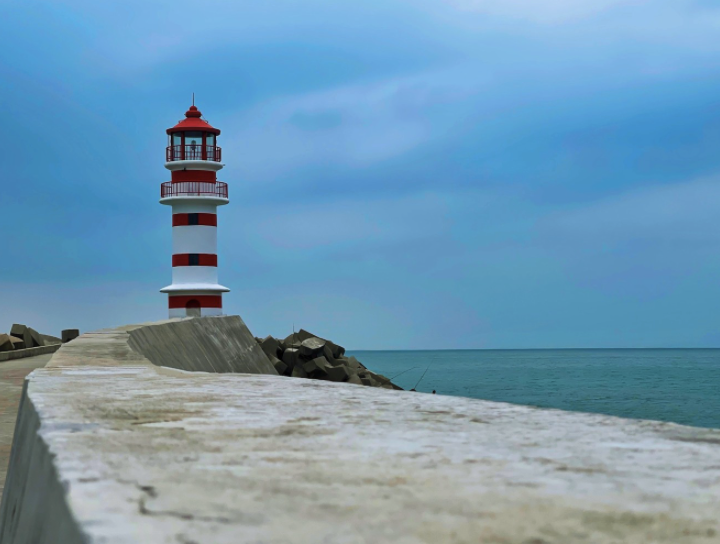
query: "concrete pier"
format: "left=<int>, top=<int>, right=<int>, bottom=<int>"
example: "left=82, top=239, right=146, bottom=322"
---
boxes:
left=1, top=316, right=720, bottom=543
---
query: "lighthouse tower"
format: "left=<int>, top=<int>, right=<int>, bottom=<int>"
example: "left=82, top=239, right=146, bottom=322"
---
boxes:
left=160, top=104, right=229, bottom=318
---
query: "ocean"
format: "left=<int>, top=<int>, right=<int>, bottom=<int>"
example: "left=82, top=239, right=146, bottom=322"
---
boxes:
left=349, top=348, right=720, bottom=429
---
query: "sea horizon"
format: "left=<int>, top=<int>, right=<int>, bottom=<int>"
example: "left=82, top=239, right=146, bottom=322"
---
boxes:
left=349, top=348, right=720, bottom=430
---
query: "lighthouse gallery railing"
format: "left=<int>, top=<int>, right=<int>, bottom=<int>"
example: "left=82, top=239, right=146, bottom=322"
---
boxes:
left=161, top=181, right=228, bottom=199
left=166, top=145, right=222, bottom=162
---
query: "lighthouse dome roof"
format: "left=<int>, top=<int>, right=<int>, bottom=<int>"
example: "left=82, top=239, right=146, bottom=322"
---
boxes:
left=166, top=105, right=221, bottom=135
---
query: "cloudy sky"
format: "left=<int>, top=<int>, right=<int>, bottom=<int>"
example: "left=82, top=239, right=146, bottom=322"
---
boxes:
left=2, top=0, right=720, bottom=348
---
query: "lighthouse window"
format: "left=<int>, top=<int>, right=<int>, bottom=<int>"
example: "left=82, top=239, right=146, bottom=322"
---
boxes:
left=185, top=132, right=202, bottom=144
left=206, top=134, right=216, bottom=146
left=172, top=133, right=182, bottom=146
left=188, top=254, right=200, bottom=266
left=188, top=213, right=199, bottom=225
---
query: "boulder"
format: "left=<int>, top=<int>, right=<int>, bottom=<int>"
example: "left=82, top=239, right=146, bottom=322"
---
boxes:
left=282, top=348, right=302, bottom=369
left=62, top=329, right=80, bottom=343
left=326, top=364, right=351, bottom=383
left=346, top=374, right=363, bottom=386
left=258, top=335, right=282, bottom=360
left=0, top=334, right=15, bottom=352
left=299, top=337, right=325, bottom=358
left=27, top=327, right=44, bottom=348
left=10, top=324, right=27, bottom=339
left=291, top=366, right=308, bottom=379
left=302, top=356, right=330, bottom=377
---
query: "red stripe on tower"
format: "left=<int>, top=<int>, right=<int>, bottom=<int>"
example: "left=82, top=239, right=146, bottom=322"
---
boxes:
left=168, top=295, right=222, bottom=309
left=172, top=213, right=217, bottom=227
left=172, top=254, right=218, bottom=267
left=171, top=170, right=217, bottom=182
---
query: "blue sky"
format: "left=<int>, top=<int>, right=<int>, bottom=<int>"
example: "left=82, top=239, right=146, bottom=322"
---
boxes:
left=2, top=0, right=720, bottom=348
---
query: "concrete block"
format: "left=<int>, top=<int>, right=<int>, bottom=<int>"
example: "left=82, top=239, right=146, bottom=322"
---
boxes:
left=299, top=337, right=325, bottom=358
left=259, top=336, right=282, bottom=360
left=322, top=344, right=339, bottom=365
left=282, top=348, right=301, bottom=368
left=302, top=356, right=330, bottom=377
left=282, top=330, right=314, bottom=348
left=291, top=365, right=308, bottom=378
left=10, top=324, right=27, bottom=338
left=273, top=359, right=289, bottom=376
left=27, top=327, right=45, bottom=348
left=61, top=329, right=80, bottom=343
left=345, top=356, right=365, bottom=370
left=0, top=334, right=14, bottom=352
left=326, top=364, right=351, bottom=382
left=326, top=339, right=345, bottom=359
left=283, top=329, right=344, bottom=358
left=346, top=373, right=363, bottom=385
left=9, top=336, right=25, bottom=349
left=42, top=334, right=62, bottom=345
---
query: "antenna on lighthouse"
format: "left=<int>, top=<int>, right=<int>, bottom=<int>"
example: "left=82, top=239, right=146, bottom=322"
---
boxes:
left=192, top=92, right=195, bottom=106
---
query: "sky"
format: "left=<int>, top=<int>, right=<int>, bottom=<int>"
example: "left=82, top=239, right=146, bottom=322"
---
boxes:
left=2, top=0, right=720, bottom=349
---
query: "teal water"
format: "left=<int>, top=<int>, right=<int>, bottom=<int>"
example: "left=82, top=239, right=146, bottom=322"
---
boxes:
left=348, top=349, right=720, bottom=429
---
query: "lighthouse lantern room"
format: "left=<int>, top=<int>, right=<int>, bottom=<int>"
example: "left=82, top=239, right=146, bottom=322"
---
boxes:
left=160, top=104, right=230, bottom=318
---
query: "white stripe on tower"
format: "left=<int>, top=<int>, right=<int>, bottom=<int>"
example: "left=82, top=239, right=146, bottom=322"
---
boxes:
left=171, top=225, right=218, bottom=255
left=172, top=266, right=218, bottom=286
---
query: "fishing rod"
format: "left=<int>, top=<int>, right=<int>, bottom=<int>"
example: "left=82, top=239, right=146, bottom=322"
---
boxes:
left=411, top=364, right=431, bottom=391
left=390, top=366, right=417, bottom=380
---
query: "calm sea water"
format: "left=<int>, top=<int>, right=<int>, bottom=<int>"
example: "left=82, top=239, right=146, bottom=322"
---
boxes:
left=348, top=349, right=720, bottom=429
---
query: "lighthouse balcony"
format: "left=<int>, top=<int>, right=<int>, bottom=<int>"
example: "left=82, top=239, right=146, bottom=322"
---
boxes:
left=161, top=181, right=228, bottom=200
left=166, top=145, right=222, bottom=162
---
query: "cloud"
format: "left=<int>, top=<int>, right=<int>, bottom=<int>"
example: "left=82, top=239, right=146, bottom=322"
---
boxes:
left=444, top=0, right=641, bottom=23
left=223, top=69, right=483, bottom=181
left=542, top=176, right=720, bottom=248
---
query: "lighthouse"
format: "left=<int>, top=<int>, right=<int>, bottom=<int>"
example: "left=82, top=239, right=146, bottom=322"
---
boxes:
left=160, top=103, right=229, bottom=318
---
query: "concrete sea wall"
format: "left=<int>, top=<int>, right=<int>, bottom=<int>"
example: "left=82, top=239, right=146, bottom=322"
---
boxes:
left=0, top=344, right=61, bottom=363
left=1, top=315, right=720, bottom=543
left=127, top=315, right=277, bottom=374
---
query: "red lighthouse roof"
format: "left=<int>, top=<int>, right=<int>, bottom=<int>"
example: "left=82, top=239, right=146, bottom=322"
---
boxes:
left=166, top=105, right=221, bottom=135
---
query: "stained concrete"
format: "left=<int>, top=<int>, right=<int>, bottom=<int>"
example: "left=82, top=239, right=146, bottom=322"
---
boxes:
left=0, top=354, right=53, bottom=496
left=2, top=319, right=720, bottom=543
left=127, top=316, right=277, bottom=374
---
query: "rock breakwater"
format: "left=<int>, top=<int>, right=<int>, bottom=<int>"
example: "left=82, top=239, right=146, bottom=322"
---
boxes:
left=256, top=329, right=402, bottom=390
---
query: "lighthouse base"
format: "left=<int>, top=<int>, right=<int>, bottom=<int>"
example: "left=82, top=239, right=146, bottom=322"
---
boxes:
left=169, top=307, right=223, bottom=318
left=167, top=293, right=223, bottom=319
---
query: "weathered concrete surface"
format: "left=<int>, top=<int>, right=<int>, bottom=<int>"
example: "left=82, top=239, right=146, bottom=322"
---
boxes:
left=0, top=345, right=61, bottom=363
left=2, top=318, right=720, bottom=543
left=128, top=316, right=278, bottom=374
left=0, top=354, right=53, bottom=497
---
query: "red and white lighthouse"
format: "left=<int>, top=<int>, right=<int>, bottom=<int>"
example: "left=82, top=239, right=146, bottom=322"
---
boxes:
left=160, top=103, right=229, bottom=318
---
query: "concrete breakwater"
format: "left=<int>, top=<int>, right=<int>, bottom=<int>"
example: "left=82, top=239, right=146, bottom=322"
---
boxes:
left=1, top=315, right=720, bottom=543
